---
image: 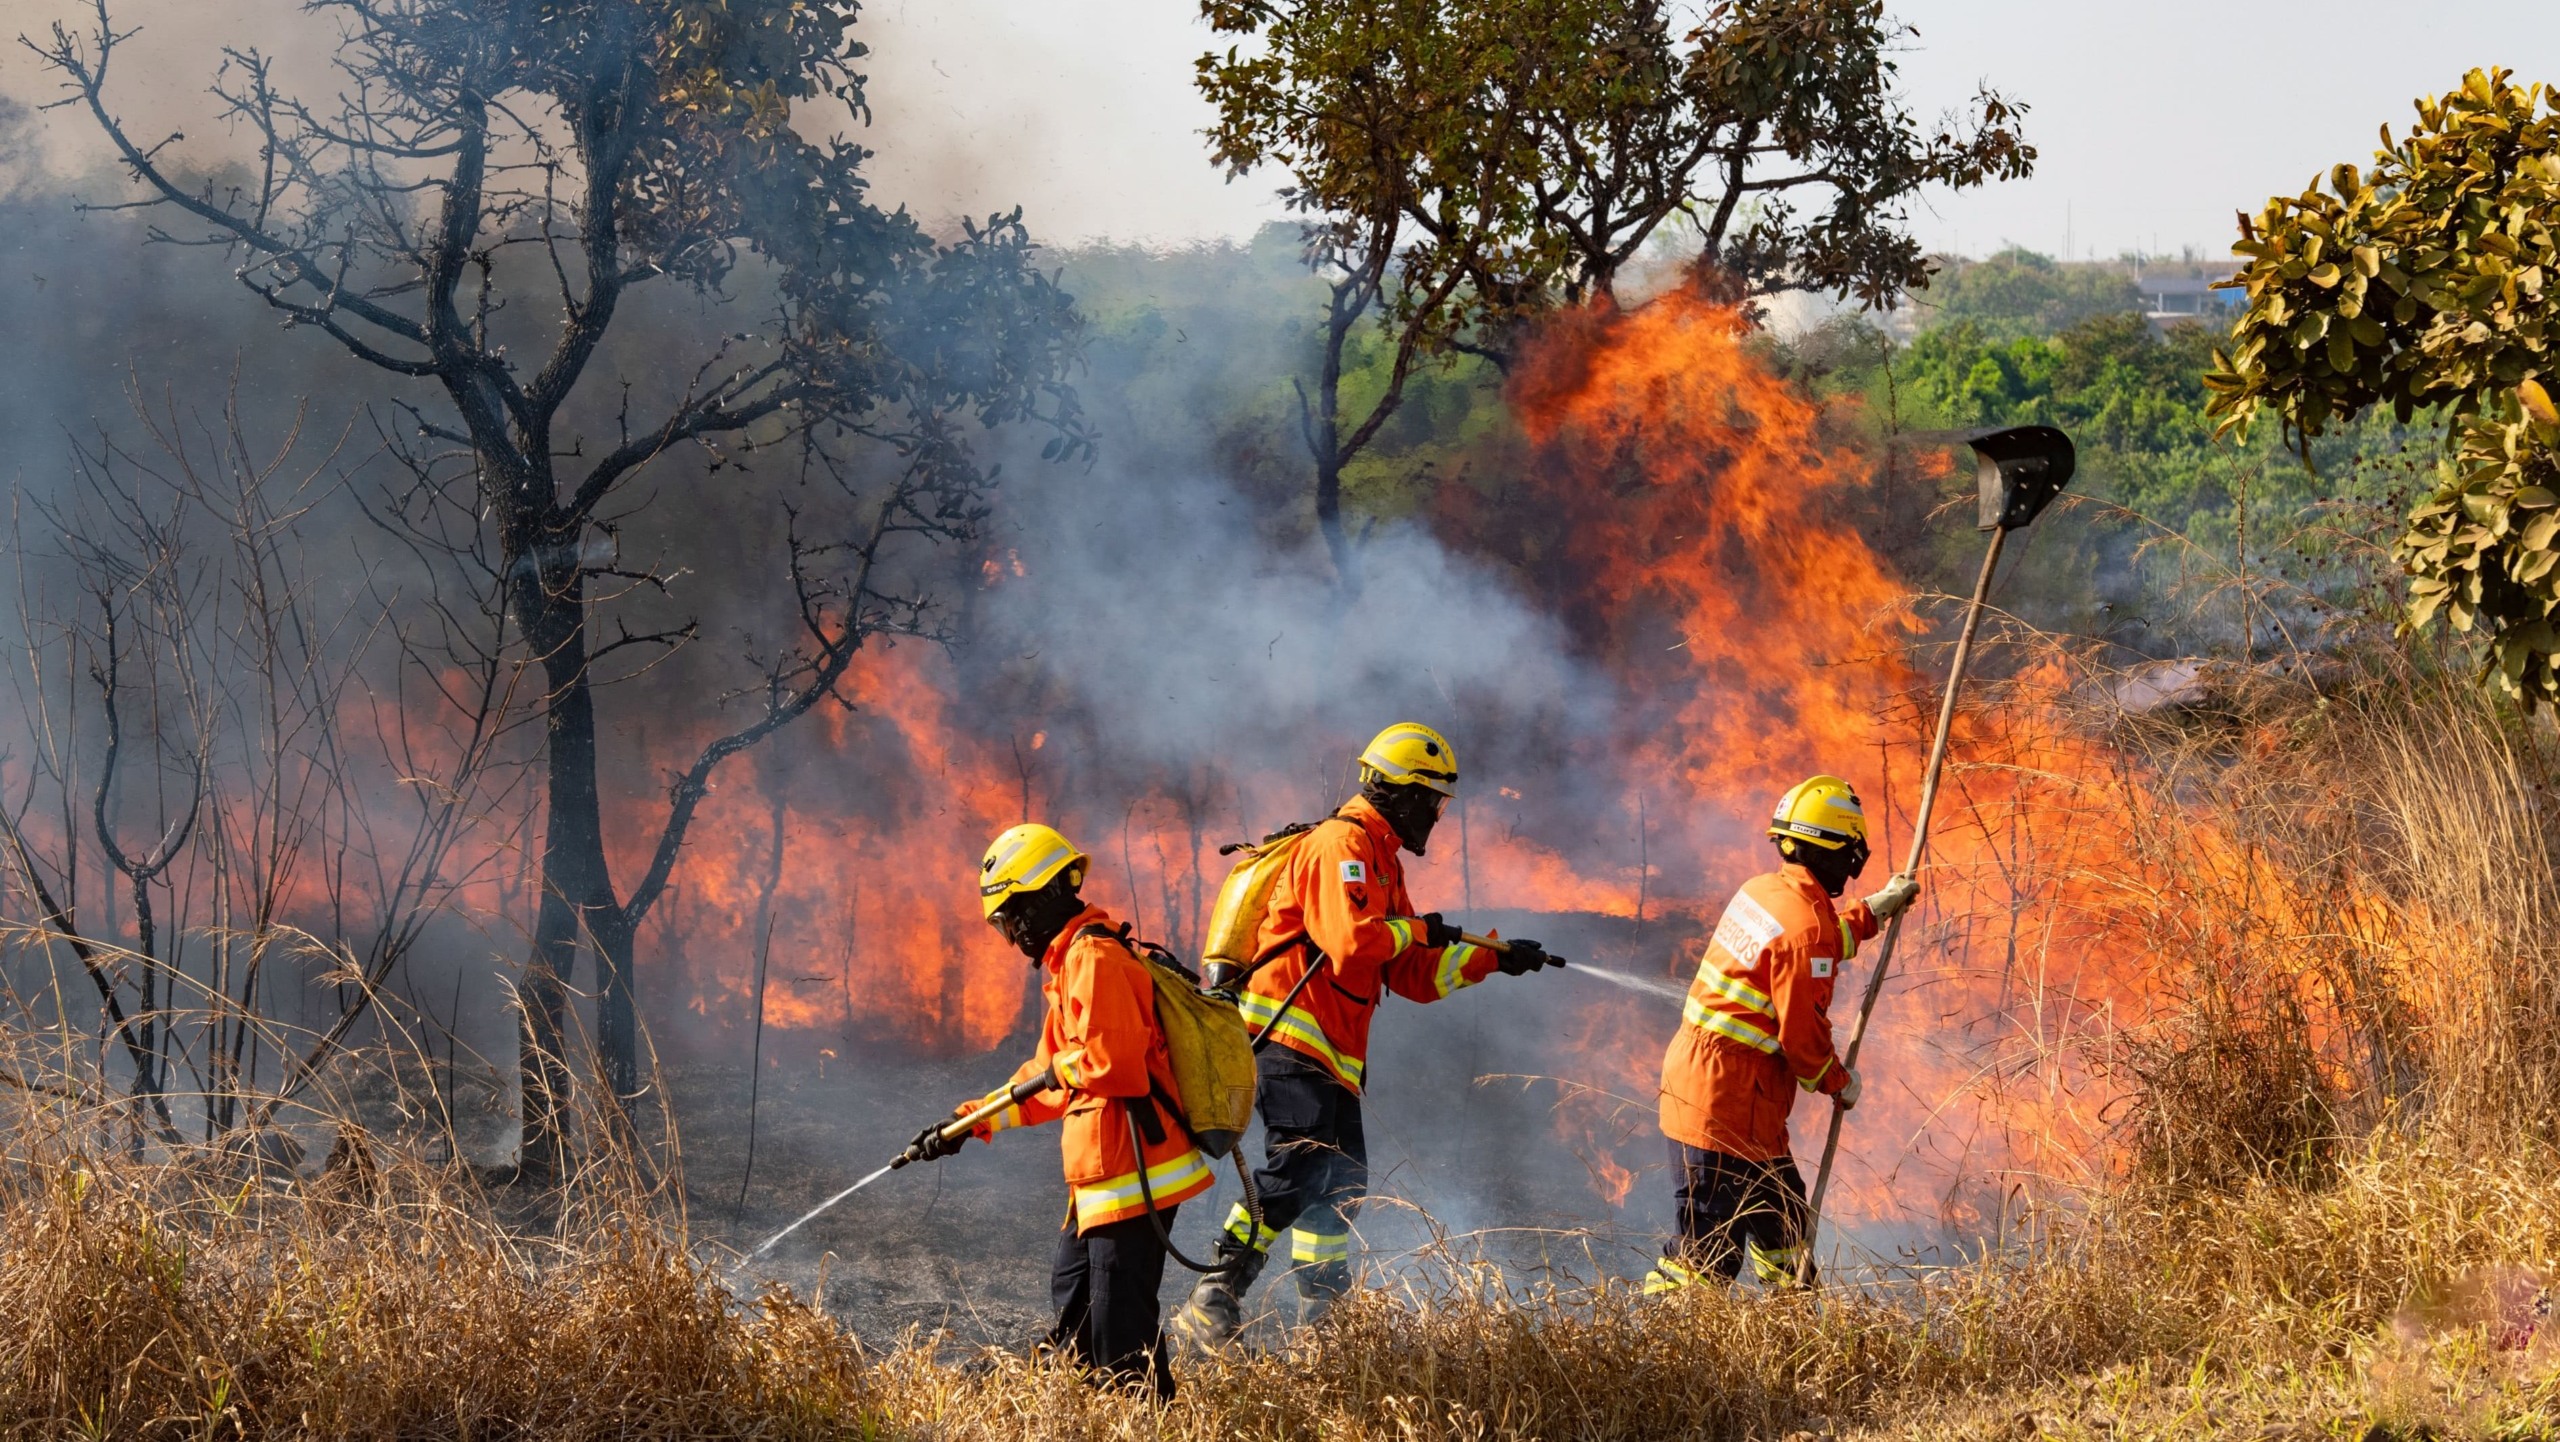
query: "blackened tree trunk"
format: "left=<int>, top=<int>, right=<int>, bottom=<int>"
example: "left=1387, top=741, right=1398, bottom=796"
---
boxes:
left=513, top=556, right=621, bottom=1176
left=1291, top=252, right=1460, bottom=598
left=45, top=0, right=1086, bottom=1181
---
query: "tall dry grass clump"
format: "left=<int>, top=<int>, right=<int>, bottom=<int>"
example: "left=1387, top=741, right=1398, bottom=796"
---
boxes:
left=2098, top=651, right=2560, bottom=1187
left=2336, top=673, right=2560, bottom=1139
left=9, top=647, right=2560, bottom=1436
left=0, top=1127, right=871, bottom=1439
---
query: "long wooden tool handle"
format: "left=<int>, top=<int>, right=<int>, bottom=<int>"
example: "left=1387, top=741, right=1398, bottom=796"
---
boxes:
left=1843, top=524, right=2007, bottom=1059
left=1797, top=524, right=2008, bottom=1285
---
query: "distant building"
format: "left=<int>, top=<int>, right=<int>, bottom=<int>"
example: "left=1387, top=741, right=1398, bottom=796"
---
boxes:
left=2136, top=272, right=2239, bottom=330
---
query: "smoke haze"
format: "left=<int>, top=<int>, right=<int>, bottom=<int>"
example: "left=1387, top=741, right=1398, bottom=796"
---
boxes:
left=0, top=5, right=2121, bottom=1345
left=0, top=0, right=1280, bottom=245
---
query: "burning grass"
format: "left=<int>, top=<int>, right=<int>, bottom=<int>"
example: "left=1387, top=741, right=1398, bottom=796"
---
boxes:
left=8, top=655, right=2560, bottom=1439
left=12, top=584, right=2560, bottom=1438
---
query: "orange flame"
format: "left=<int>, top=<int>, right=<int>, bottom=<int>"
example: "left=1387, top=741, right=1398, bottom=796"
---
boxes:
left=593, top=289, right=2338, bottom=1235
left=595, top=289, right=2179, bottom=1230
left=1446, top=293, right=2184, bottom=1222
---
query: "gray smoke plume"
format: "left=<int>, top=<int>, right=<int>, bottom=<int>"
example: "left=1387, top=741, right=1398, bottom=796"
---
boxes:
left=0, top=35, right=1940, bottom=1345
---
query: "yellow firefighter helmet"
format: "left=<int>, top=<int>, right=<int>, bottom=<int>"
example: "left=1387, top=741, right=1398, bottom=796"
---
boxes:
left=978, top=822, right=1089, bottom=919
left=1767, top=775, right=1868, bottom=852
left=1357, top=721, right=1459, bottom=796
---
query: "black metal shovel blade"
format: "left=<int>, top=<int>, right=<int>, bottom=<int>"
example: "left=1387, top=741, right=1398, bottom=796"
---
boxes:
left=1968, top=425, right=2076, bottom=532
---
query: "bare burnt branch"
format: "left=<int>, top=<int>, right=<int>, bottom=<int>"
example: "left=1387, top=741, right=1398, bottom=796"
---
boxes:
left=35, top=0, right=1088, bottom=1138
left=618, top=503, right=878, bottom=931
left=0, top=794, right=182, bottom=1143
left=0, top=367, right=518, bottom=1145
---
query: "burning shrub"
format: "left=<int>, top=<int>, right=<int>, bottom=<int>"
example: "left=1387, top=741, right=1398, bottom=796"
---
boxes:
left=2122, top=1005, right=2342, bottom=1192
left=2097, top=640, right=2560, bottom=1200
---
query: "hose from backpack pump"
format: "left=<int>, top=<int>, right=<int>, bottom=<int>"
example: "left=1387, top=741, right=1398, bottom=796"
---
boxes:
left=1122, top=937, right=1311, bottom=1275
left=1244, top=940, right=1323, bottom=1052
left=1127, top=1101, right=1258, bottom=1276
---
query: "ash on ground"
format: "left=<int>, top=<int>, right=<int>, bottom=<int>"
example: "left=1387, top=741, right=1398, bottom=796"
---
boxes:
left=686, top=910, right=1693, bottom=1353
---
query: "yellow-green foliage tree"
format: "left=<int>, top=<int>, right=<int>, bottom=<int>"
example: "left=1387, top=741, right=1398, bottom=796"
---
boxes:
left=2206, top=68, right=2560, bottom=703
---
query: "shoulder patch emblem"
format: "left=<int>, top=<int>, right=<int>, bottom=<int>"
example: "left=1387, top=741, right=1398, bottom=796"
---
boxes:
left=1339, top=859, right=1367, bottom=884
left=1709, top=890, right=1787, bottom=964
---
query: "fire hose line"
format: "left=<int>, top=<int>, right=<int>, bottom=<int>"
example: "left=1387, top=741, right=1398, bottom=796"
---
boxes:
left=1126, top=1102, right=1251, bottom=1275
left=732, top=1070, right=1055, bottom=1271
left=736, top=968, right=1284, bottom=1277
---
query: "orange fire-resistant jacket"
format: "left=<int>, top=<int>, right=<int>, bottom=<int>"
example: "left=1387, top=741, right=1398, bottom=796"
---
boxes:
left=965, top=902, right=1215, bottom=1232
left=1658, top=864, right=1879, bottom=1161
left=1237, top=794, right=1500, bottom=1093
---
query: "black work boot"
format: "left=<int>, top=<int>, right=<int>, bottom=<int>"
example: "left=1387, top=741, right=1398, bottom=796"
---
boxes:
left=1294, top=1259, right=1350, bottom=1327
left=1170, top=1236, right=1268, bottom=1352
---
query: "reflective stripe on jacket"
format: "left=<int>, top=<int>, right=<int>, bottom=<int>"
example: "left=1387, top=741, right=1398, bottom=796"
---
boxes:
left=1657, top=865, right=1878, bottom=1160
left=966, top=903, right=1216, bottom=1232
left=1240, top=794, right=1496, bottom=1093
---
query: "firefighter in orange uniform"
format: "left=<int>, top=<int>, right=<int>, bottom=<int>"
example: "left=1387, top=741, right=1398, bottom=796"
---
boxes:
left=910, top=823, right=1216, bottom=1397
left=1649, top=775, right=1918, bottom=1290
left=1172, top=722, right=1564, bottom=1346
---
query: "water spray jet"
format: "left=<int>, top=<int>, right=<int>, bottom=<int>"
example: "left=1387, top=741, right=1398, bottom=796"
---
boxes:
left=733, top=1071, right=1057, bottom=1272
left=1560, top=963, right=1689, bottom=1005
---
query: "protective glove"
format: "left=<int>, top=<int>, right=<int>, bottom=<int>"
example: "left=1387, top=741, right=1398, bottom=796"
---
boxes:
left=1833, top=1067, right=1863, bottom=1111
left=1863, top=873, right=1919, bottom=921
left=1419, top=913, right=1464, bottom=948
left=1495, top=938, right=1560, bottom=976
left=907, top=1118, right=969, bottom=1163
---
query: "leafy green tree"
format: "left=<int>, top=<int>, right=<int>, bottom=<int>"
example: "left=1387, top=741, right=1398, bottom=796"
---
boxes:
left=2207, top=68, right=2560, bottom=704
left=34, top=0, right=1086, bottom=1173
left=1777, top=294, right=2423, bottom=656
left=1898, top=313, right=2222, bottom=454
left=1472, top=0, right=2035, bottom=320
left=1914, top=248, right=2143, bottom=339
left=1198, top=0, right=2032, bottom=589
left=1197, top=0, right=1511, bottom=587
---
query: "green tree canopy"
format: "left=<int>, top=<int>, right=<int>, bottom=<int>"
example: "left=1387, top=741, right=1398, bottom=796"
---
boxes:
left=1915, top=248, right=2143, bottom=340
left=1195, top=0, right=2032, bottom=586
left=2206, top=68, right=2560, bottom=704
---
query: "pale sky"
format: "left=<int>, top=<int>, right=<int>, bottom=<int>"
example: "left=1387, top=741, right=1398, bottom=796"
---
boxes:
left=4, top=0, right=2552, bottom=262
left=859, top=0, right=2559, bottom=262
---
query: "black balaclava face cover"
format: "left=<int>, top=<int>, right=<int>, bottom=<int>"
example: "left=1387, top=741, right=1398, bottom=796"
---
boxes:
left=1779, top=836, right=1868, bottom=898
left=1362, top=777, right=1448, bottom=855
left=992, top=876, right=1087, bottom=963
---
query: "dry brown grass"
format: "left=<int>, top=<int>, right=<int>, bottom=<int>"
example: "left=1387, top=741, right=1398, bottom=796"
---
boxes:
left=866, top=1139, right=2560, bottom=1440
left=5, top=1126, right=2557, bottom=1438
left=0, top=1136, right=867, bottom=1439
left=7, top=654, right=2560, bottom=1438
